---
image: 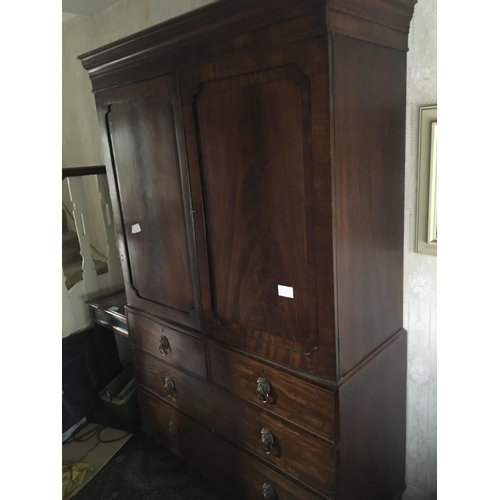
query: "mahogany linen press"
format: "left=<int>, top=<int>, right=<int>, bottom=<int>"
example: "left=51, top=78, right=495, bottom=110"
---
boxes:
left=79, top=1, right=417, bottom=498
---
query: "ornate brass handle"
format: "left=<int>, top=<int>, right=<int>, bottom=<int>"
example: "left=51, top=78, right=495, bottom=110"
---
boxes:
left=260, top=428, right=274, bottom=455
left=169, top=421, right=178, bottom=440
left=256, top=376, right=271, bottom=404
left=164, top=376, right=176, bottom=398
left=262, top=483, right=276, bottom=500
left=159, top=335, right=171, bottom=356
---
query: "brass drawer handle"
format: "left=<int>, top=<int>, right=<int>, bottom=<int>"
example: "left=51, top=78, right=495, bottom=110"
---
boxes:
left=164, top=376, right=176, bottom=398
left=169, top=421, right=178, bottom=440
left=260, top=428, right=274, bottom=455
left=256, top=376, right=271, bottom=404
left=262, top=483, right=276, bottom=500
left=159, top=335, right=171, bottom=356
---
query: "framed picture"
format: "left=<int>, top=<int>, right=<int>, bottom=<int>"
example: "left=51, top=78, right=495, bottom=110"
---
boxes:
left=416, top=105, right=437, bottom=255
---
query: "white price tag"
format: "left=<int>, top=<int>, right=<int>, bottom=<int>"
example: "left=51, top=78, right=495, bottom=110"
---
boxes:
left=277, top=285, right=294, bottom=298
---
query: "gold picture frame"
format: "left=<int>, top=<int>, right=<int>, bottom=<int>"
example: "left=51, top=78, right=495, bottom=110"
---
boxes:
left=416, top=105, right=437, bottom=255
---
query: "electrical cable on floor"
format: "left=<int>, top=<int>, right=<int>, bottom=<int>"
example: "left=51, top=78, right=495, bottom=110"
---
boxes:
left=63, top=392, right=132, bottom=445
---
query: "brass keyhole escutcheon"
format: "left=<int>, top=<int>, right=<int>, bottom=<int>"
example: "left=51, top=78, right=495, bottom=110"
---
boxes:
left=164, top=376, right=176, bottom=398
left=256, top=376, right=271, bottom=404
left=168, top=421, right=178, bottom=440
left=159, top=335, right=171, bottom=356
left=262, top=483, right=276, bottom=500
left=260, top=428, right=274, bottom=455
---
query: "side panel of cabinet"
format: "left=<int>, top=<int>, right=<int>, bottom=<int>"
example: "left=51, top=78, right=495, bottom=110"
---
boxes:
left=95, top=74, right=201, bottom=330
left=179, top=35, right=337, bottom=378
left=338, top=331, right=407, bottom=500
left=333, top=36, right=406, bottom=376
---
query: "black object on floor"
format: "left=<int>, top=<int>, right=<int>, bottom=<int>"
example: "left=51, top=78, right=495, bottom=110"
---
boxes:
left=73, top=431, right=230, bottom=500
left=87, top=400, right=140, bottom=435
left=62, top=329, right=100, bottom=435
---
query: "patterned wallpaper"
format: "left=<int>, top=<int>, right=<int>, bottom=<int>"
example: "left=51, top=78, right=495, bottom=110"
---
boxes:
left=404, top=0, right=437, bottom=498
left=62, top=0, right=437, bottom=496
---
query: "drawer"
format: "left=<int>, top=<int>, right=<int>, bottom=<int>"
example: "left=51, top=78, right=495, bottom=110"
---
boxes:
left=138, top=388, right=323, bottom=500
left=93, top=308, right=128, bottom=336
left=134, top=349, right=336, bottom=496
left=210, top=344, right=334, bottom=441
left=127, top=311, right=207, bottom=379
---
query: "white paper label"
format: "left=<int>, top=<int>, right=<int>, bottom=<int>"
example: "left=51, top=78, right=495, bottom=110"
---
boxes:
left=131, top=223, right=141, bottom=234
left=277, top=285, right=294, bottom=298
left=109, top=306, right=119, bottom=312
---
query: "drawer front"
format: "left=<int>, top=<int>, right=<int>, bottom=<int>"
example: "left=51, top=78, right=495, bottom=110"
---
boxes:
left=134, top=349, right=335, bottom=495
left=138, top=389, right=323, bottom=500
left=210, top=344, right=334, bottom=441
left=128, top=311, right=207, bottom=379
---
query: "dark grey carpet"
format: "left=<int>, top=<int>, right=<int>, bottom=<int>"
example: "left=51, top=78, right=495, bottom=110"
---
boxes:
left=73, top=432, right=230, bottom=500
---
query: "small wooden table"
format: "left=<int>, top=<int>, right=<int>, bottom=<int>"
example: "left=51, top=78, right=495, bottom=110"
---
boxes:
left=85, top=290, right=130, bottom=388
left=86, top=290, right=128, bottom=337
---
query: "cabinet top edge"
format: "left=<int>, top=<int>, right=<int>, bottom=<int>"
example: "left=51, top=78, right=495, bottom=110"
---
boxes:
left=78, top=0, right=416, bottom=75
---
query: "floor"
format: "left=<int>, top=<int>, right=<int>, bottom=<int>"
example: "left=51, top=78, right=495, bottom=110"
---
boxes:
left=67, top=430, right=229, bottom=500
left=403, top=483, right=438, bottom=500
left=62, top=423, right=132, bottom=494
left=64, top=429, right=436, bottom=500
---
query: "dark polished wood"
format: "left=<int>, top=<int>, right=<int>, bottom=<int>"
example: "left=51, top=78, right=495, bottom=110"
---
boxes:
left=96, top=75, right=201, bottom=330
left=138, top=388, right=323, bottom=500
left=196, top=64, right=315, bottom=350
left=86, top=289, right=127, bottom=323
left=127, top=310, right=207, bottom=380
left=79, top=0, right=416, bottom=92
left=80, top=0, right=416, bottom=498
left=209, top=343, right=335, bottom=442
left=338, top=330, right=407, bottom=500
left=333, top=35, right=407, bottom=377
left=180, top=33, right=337, bottom=379
left=134, top=348, right=336, bottom=496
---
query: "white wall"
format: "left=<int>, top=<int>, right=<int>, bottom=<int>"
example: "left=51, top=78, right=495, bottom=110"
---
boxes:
left=404, top=0, right=437, bottom=498
left=62, top=0, right=437, bottom=495
left=62, top=0, right=216, bottom=167
left=82, top=175, right=109, bottom=258
left=62, top=174, right=124, bottom=338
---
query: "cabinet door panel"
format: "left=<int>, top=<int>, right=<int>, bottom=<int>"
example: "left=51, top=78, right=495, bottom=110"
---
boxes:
left=196, top=65, right=315, bottom=352
left=180, top=36, right=336, bottom=377
left=97, top=75, right=200, bottom=329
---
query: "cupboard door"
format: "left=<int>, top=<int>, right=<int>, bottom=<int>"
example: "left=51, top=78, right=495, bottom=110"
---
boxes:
left=97, top=75, right=200, bottom=330
left=197, top=65, right=314, bottom=351
left=180, top=36, right=337, bottom=378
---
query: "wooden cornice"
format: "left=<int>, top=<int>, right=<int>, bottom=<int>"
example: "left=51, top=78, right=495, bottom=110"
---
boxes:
left=79, top=1, right=325, bottom=76
left=327, top=0, right=417, bottom=50
left=79, top=0, right=417, bottom=89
